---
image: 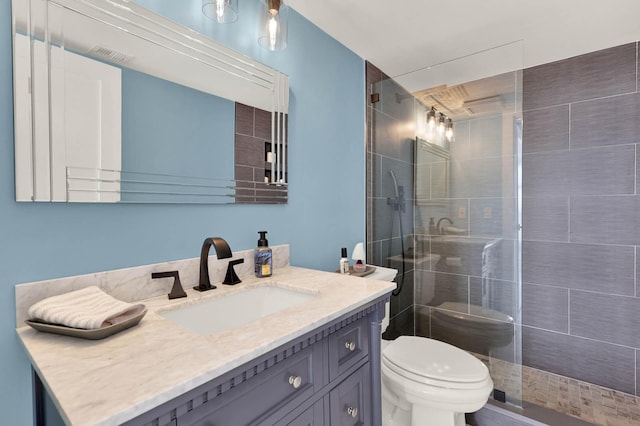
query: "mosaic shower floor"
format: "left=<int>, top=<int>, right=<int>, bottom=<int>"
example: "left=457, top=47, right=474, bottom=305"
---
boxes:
left=475, top=354, right=640, bottom=426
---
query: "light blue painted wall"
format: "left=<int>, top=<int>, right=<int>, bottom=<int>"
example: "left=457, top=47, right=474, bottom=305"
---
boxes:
left=0, top=0, right=365, bottom=423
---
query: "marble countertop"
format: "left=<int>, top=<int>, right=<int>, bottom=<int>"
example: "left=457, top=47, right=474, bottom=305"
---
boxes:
left=16, top=266, right=395, bottom=426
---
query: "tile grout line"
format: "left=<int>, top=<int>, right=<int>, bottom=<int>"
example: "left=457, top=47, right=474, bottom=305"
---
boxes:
left=567, top=288, right=571, bottom=336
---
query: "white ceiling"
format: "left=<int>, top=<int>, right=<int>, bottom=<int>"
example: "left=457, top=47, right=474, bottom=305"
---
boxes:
left=288, top=0, right=640, bottom=79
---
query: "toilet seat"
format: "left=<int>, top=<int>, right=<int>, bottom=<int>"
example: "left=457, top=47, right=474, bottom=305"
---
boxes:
left=382, top=336, right=491, bottom=390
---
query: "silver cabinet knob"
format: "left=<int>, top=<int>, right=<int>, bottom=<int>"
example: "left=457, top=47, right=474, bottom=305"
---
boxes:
left=289, top=375, right=302, bottom=389
left=345, top=341, right=356, bottom=351
left=347, top=406, right=358, bottom=418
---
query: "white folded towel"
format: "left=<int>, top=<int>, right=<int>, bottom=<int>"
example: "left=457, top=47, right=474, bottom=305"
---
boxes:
left=27, top=286, right=146, bottom=330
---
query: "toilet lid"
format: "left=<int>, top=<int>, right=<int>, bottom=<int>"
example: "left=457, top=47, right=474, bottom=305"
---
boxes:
left=382, top=336, right=490, bottom=385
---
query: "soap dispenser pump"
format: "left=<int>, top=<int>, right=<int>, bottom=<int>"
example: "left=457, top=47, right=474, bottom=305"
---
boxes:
left=254, top=231, right=273, bottom=278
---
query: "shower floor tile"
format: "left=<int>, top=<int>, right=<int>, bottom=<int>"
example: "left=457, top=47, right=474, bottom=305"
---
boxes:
left=474, top=354, right=640, bottom=426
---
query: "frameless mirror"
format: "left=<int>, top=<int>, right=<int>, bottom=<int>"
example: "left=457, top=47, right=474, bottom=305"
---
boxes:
left=12, top=0, right=289, bottom=203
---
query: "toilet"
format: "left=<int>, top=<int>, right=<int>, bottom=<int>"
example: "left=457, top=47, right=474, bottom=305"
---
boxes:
left=370, top=267, right=493, bottom=426
left=380, top=336, right=493, bottom=426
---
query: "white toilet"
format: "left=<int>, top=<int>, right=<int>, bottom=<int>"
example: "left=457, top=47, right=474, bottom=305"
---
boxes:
left=370, top=267, right=493, bottom=426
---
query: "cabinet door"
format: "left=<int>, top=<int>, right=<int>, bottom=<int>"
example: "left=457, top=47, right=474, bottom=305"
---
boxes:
left=329, top=365, right=370, bottom=426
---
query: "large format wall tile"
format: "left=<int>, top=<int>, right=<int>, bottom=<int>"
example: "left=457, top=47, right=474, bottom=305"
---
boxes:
left=522, top=196, right=569, bottom=242
left=523, top=43, right=637, bottom=111
left=570, top=195, right=640, bottom=245
left=451, top=156, right=515, bottom=198
left=637, top=351, right=640, bottom=396
left=235, top=134, right=264, bottom=168
left=522, top=145, right=635, bottom=197
left=414, top=305, right=431, bottom=338
left=469, top=115, right=505, bottom=160
left=378, top=156, right=414, bottom=201
left=390, top=270, right=414, bottom=318
left=379, top=78, right=415, bottom=122
left=522, top=241, right=635, bottom=295
left=383, top=306, right=415, bottom=340
left=469, top=198, right=516, bottom=239
left=470, top=277, right=517, bottom=320
left=571, top=92, right=640, bottom=149
left=522, top=326, right=636, bottom=395
left=235, top=103, right=254, bottom=136
left=522, top=283, right=568, bottom=333
left=371, top=108, right=403, bottom=159
left=416, top=271, right=468, bottom=308
left=522, top=105, right=570, bottom=153
left=570, top=290, right=640, bottom=348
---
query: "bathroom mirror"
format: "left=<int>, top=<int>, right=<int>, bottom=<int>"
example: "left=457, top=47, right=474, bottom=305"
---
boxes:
left=12, top=0, right=289, bottom=204
left=414, top=136, right=450, bottom=205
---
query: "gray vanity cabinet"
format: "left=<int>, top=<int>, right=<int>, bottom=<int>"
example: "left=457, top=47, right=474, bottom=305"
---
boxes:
left=124, top=299, right=385, bottom=426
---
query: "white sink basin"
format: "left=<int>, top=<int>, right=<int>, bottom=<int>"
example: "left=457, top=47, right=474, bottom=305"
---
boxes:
left=160, top=285, right=316, bottom=335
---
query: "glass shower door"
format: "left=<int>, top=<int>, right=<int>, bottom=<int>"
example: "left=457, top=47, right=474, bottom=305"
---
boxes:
left=370, top=41, right=524, bottom=407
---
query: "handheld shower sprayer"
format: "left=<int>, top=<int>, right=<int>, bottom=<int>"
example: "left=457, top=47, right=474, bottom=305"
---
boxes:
left=390, top=169, right=400, bottom=198
left=387, top=169, right=406, bottom=296
left=388, top=170, right=405, bottom=212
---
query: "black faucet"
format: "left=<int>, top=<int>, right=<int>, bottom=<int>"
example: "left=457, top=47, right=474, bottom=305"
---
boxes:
left=436, top=217, right=454, bottom=235
left=196, top=237, right=244, bottom=291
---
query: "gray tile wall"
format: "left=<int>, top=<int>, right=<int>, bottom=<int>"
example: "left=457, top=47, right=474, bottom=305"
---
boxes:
left=522, top=42, right=640, bottom=395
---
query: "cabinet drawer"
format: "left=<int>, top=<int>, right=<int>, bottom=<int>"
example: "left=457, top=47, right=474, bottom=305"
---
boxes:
left=178, top=345, right=321, bottom=426
left=329, top=365, right=370, bottom=426
left=328, top=318, right=369, bottom=380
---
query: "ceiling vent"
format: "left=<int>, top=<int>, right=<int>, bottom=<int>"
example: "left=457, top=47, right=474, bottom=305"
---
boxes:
left=88, top=45, right=133, bottom=64
left=462, top=95, right=504, bottom=115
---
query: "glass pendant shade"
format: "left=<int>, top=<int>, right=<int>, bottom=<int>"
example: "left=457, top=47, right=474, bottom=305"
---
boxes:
left=202, top=0, right=238, bottom=23
left=445, top=118, right=454, bottom=140
left=259, top=0, right=288, bottom=51
left=427, top=107, right=436, bottom=128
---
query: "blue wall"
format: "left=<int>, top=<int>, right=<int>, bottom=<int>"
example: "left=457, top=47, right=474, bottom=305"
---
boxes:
left=0, top=0, right=365, bottom=423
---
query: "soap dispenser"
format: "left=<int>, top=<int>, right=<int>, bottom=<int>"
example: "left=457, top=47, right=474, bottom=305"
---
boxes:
left=428, top=217, right=437, bottom=235
left=254, top=231, right=273, bottom=278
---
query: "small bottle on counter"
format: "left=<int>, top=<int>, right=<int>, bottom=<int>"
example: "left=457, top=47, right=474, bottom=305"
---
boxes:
left=254, top=231, right=272, bottom=278
left=428, top=217, right=437, bottom=235
left=339, top=247, right=350, bottom=274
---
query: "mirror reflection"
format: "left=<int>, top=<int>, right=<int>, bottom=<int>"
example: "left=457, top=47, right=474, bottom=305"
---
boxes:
left=12, top=0, right=289, bottom=204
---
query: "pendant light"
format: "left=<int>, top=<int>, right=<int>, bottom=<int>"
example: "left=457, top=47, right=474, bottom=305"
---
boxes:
left=445, top=118, right=454, bottom=141
left=202, top=0, right=238, bottom=24
left=259, top=0, right=288, bottom=51
left=427, top=107, right=437, bottom=129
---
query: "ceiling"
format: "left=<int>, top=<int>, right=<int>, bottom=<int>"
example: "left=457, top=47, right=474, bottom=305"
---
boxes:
left=288, top=0, right=640, bottom=80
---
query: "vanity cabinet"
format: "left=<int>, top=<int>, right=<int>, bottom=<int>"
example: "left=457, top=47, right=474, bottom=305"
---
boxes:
left=124, top=300, right=385, bottom=426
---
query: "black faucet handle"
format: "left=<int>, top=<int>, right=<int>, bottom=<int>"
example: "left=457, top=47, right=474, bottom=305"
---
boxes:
left=151, top=271, right=187, bottom=300
left=223, top=258, right=244, bottom=285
